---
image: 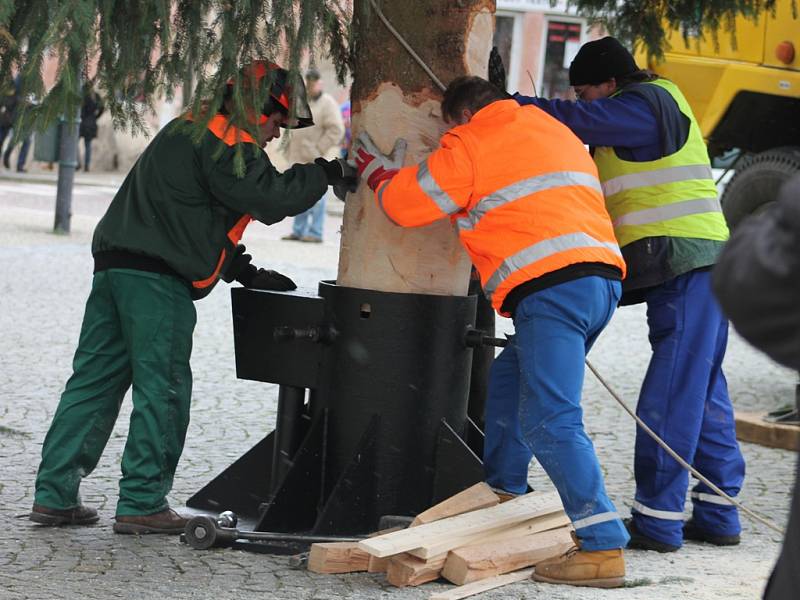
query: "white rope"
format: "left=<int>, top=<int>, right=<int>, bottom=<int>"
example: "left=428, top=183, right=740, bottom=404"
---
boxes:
left=366, top=0, right=447, bottom=92
left=364, top=0, right=785, bottom=538
left=586, top=359, right=784, bottom=535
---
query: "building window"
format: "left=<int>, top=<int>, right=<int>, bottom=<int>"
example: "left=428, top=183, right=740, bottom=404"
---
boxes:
left=541, top=20, right=583, bottom=99
left=493, top=12, right=522, bottom=92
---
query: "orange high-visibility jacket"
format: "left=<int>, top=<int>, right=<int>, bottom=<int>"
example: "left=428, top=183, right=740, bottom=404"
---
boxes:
left=375, top=99, right=626, bottom=315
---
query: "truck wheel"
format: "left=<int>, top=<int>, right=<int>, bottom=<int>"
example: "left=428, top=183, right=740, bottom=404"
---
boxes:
left=721, top=147, right=800, bottom=229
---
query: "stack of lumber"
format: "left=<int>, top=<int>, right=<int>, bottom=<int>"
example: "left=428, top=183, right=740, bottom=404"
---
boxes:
left=307, top=483, right=575, bottom=598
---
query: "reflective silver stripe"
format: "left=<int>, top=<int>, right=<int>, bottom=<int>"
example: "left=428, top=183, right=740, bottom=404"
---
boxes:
left=484, top=232, right=622, bottom=298
left=691, top=492, right=734, bottom=506
left=602, top=164, right=714, bottom=197
left=613, top=197, right=722, bottom=227
left=377, top=180, right=402, bottom=226
left=459, top=171, right=602, bottom=231
left=572, top=511, right=621, bottom=530
left=417, top=159, right=461, bottom=215
left=455, top=216, right=472, bottom=231
left=632, top=500, right=684, bottom=521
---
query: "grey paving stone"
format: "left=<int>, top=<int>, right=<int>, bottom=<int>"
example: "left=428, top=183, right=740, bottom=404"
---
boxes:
left=0, top=182, right=796, bottom=599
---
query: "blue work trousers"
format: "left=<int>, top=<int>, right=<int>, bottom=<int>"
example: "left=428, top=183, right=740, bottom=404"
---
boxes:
left=292, top=191, right=327, bottom=240
left=484, top=276, right=630, bottom=551
left=632, top=269, right=745, bottom=546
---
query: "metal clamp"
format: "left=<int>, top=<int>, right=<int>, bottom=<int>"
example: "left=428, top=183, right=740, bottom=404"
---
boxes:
left=464, top=328, right=508, bottom=348
left=274, top=325, right=338, bottom=344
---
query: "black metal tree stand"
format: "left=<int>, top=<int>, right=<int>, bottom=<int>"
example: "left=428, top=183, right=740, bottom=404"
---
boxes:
left=186, top=281, right=498, bottom=552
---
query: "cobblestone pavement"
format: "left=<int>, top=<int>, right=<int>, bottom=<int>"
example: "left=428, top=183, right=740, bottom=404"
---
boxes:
left=0, top=179, right=797, bottom=600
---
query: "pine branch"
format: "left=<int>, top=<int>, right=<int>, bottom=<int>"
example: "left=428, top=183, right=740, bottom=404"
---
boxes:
left=0, top=0, right=352, bottom=175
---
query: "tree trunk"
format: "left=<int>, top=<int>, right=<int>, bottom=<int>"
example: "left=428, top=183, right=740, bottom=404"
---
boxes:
left=338, top=0, right=495, bottom=295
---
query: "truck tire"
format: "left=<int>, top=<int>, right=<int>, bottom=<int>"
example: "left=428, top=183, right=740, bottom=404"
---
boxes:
left=721, top=147, right=800, bottom=229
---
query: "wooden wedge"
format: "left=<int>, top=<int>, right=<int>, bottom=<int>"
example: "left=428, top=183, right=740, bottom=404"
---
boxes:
left=358, top=491, right=562, bottom=559
left=429, top=567, right=534, bottom=600
left=441, top=526, right=575, bottom=585
left=307, top=541, right=370, bottom=574
left=386, top=552, right=448, bottom=587
left=411, top=482, right=499, bottom=526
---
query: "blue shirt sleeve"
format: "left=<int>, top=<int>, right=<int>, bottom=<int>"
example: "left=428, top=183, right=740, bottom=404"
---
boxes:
left=513, top=92, right=660, bottom=150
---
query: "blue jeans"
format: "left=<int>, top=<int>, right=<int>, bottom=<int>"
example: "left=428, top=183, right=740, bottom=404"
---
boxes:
left=484, top=276, right=630, bottom=551
left=2, top=129, right=31, bottom=170
left=82, top=137, right=92, bottom=170
left=292, top=191, right=327, bottom=239
left=632, top=269, right=745, bottom=547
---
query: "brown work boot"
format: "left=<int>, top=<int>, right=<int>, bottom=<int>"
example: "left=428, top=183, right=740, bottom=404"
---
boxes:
left=30, top=503, right=99, bottom=526
left=533, top=546, right=625, bottom=588
left=489, top=486, right=520, bottom=503
left=113, top=508, right=188, bottom=535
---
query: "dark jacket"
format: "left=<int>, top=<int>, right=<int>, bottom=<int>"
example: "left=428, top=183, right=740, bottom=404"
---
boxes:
left=79, top=92, right=105, bottom=140
left=714, top=175, right=800, bottom=600
left=712, top=175, right=800, bottom=372
left=92, top=115, right=328, bottom=299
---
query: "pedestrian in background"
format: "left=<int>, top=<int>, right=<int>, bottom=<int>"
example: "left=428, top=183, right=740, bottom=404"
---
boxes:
left=79, top=83, right=105, bottom=172
left=1, top=75, right=32, bottom=173
left=339, top=98, right=351, bottom=159
left=282, top=68, right=345, bottom=243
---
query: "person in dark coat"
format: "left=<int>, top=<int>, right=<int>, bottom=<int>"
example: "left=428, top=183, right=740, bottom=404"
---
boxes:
left=712, top=174, right=800, bottom=600
left=1, top=75, right=32, bottom=172
left=79, top=84, right=105, bottom=172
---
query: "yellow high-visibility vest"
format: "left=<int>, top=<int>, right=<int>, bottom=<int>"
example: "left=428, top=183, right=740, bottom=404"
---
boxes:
left=593, top=78, right=729, bottom=248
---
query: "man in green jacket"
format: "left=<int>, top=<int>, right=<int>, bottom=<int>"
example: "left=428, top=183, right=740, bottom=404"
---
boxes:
left=30, top=62, right=355, bottom=534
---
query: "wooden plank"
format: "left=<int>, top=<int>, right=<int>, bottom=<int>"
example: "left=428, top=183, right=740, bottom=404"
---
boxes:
left=307, top=541, right=370, bottom=574
left=358, top=492, right=563, bottom=559
left=408, top=510, right=572, bottom=560
left=429, top=568, right=535, bottom=600
left=735, top=411, right=800, bottom=451
left=411, top=482, right=500, bottom=527
left=368, top=485, right=494, bottom=573
left=386, top=552, right=448, bottom=587
left=441, top=526, right=575, bottom=585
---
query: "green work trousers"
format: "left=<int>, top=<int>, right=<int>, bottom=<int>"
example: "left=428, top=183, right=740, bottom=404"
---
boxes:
left=34, top=268, right=196, bottom=516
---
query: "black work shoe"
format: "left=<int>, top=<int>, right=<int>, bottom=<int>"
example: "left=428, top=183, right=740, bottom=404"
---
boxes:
left=623, top=518, right=679, bottom=553
left=113, top=508, right=188, bottom=534
left=30, top=503, right=99, bottom=526
left=683, top=519, right=740, bottom=546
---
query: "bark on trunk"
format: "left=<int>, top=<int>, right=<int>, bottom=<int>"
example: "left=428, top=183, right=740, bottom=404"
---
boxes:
left=338, top=0, right=495, bottom=295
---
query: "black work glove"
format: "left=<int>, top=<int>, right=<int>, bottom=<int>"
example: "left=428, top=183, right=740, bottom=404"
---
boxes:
left=315, top=157, right=358, bottom=201
left=222, top=244, right=297, bottom=291
left=221, top=244, right=251, bottom=283
left=488, top=47, right=510, bottom=96
left=240, top=267, right=297, bottom=291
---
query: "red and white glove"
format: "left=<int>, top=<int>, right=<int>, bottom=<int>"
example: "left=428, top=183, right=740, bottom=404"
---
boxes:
left=352, top=131, right=408, bottom=191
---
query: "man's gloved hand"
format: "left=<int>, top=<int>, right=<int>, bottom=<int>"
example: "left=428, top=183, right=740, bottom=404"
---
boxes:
left=223, top=244, right=297, bottom=291
left=488, top=46, right=508, bottom=92
left=221, top=244, right=251, bottom=283
left=352, top=132, right=407, bottom=191
left=315, top=157, right=358, bottom=200
left=241, top=267, right=297, bottom=291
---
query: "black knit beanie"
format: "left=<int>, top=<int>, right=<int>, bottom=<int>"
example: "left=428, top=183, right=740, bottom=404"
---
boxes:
left=568, top=37, right=639, bottom=86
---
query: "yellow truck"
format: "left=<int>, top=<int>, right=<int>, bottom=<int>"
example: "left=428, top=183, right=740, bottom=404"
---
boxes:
left=640, top=1, right=799, bottom=227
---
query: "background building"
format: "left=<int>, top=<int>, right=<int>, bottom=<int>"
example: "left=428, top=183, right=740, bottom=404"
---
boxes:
left=494, top=0, right=604, bottom=98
